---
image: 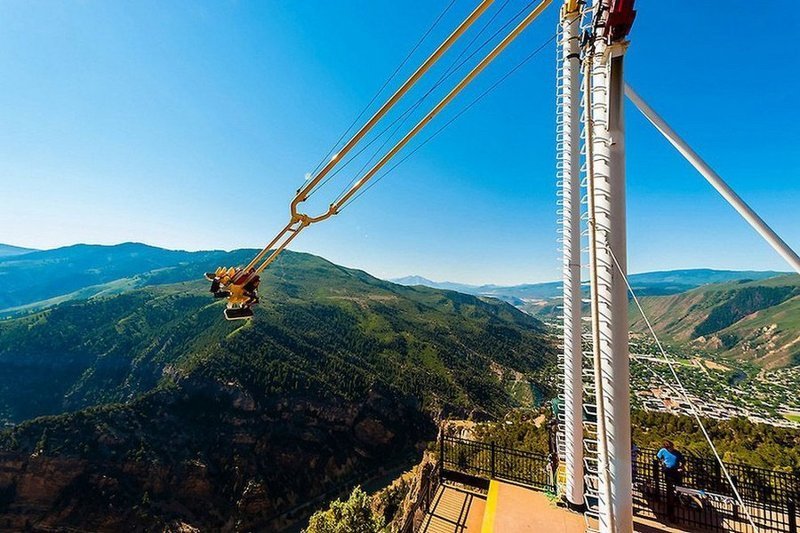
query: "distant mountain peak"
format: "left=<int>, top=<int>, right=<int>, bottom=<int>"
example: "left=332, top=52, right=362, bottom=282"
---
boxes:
left=389, top=269, right=790, bottom=314
left=392, top=275, right=450, bottom=286
left=390, top=276, right=482, bottom=294
left=0, top=243, right=37, bottom=258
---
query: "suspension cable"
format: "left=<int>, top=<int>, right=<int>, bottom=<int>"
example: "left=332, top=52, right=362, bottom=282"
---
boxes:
left=605, top=244, right=760, bottom=533
left=289, top=0, right=495, bottom=216
left=306, top=0, right=457, bottom=187
left=444, top=0, right=542, bottom=84
left=243, top=0, right=555, bottom=278
left=242, top=0, right=497, bottom=274
left=330, top=0, right=517, bottom=205
left=438, top=0, right=514, bottom=81
left=301, top=0, right=554, bottom=226
left=313, top=0, right=528, bottom=203
left=339, top=16, right=583, bottom=209
left=339, top=31, right=559, bottom=212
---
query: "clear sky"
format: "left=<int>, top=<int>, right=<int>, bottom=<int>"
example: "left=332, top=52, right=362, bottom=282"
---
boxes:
left=1, top=1, right=798, bottom=284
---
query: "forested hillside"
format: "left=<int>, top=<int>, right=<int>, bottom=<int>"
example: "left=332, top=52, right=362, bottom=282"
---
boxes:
left=0, top=249, right=554, bottom=530
left=631, top=275, right=800, bottom=368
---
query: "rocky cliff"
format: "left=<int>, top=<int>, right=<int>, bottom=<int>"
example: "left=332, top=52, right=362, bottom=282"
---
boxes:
left=0, top=375, right=432, bottom=531
left=0, top=249, right=554, bottom=530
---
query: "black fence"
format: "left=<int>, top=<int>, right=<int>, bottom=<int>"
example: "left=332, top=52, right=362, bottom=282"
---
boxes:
left=437, top=435, right=799, bottom=532
left=439, top=435, right=555, bottom=493
left=633, top=447, right=799, bottom=532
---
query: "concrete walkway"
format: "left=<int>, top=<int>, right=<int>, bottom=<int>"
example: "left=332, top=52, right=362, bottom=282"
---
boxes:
left=479, top=481, right=695, bottom=533
left=421, top=480, right=698, bottom=533
left=481, top=481, right=584, bottom=532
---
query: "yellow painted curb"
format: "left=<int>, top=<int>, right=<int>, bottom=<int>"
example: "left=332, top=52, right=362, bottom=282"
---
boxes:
left=481, top=480, right=499, bottom=533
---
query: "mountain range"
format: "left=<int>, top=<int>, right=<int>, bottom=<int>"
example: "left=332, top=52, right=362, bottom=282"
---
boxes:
left=0, top=243, right=245, bottom=315
left=0, top=244, right=36, bottom=258
left=392, top=269, right=800, bottom=368
left=631, top=274, right=800, bottom=368
left=0, top=241, right=798, bottom=529
left=0, top=243, right=553, bottom=530
left=391, top=269, right=786, bottom=304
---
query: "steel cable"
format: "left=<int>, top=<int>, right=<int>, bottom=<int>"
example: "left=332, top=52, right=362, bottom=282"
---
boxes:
left=340, top=33, right=557, bottom=211
left=607, top=244, right=761, bottom=532
left=313, top=0, right=536, bottom=201
left=331, top=0, right=516, bottom=204
left=305, top=0, right=457, bottom=194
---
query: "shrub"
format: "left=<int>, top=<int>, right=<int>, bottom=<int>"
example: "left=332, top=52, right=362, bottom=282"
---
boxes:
left=304, top=487, right=384, bottom=533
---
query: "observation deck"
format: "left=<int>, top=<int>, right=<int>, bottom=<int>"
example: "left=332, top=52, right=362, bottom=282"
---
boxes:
left=402, top=435, right=799, bottom=533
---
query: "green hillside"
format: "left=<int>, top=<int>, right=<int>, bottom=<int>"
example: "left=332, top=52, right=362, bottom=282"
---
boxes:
left=0, top=251, right=553, bottom=423
left=0, top=249, right=554, bottom=530
left=0, top=243, right=253, bottom=314
left=632, top=274, right=800, bottom=368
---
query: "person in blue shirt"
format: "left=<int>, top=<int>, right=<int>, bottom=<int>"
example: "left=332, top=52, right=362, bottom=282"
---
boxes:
left=657, top=440, right=686, bottom=521
left=657, top=440, right=686, bottom=480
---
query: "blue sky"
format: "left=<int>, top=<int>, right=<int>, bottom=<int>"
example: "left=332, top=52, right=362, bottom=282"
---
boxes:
left=1, top=1, right=797, bottom=284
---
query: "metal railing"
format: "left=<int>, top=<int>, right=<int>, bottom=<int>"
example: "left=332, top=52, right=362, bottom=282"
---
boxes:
left=436, top=436, right=799, bottom=532
left=439, top=435, right=555, bottom=492
left=634, top=448, right=799, bottom=532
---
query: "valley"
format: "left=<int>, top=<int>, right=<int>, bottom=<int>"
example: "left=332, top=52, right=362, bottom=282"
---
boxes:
left=0, top=244, right=555, bottom=530
left=1, top=243, right=800, bottom=529
left=628, top=337, right=800, bottom=428
left=399, top=270, right=800, bottom=428
left=396, top=270, right=800, bottom=372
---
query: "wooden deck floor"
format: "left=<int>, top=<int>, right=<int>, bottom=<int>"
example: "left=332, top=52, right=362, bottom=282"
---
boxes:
left=419, top=484, right=486, bottom=533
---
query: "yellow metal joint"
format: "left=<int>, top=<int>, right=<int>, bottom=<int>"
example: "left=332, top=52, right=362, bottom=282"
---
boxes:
left=560, top=0, right=580, bottom=18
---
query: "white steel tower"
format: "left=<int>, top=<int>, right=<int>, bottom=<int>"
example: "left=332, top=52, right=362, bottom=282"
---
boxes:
left=582, top=1, right=636, bottom=531
left=556, top=0, right=585, bottom=510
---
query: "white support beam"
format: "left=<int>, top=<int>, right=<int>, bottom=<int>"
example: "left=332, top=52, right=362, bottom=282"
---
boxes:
left=558, top=1, right=585, bottom=508
left=602, top=49, right=633, bottom=532
left=586, top=39, right=633, bottom=532
left=624, top=83, right=800, bottom=275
